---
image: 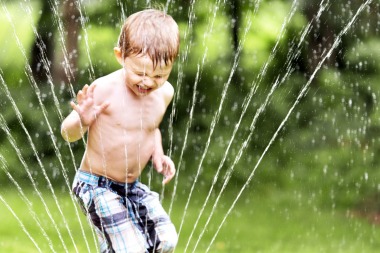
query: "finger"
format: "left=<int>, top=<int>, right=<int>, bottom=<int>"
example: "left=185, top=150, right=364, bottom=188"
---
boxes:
left=162, top=163, right=175, bottom=184
left=82, top=84, right=89, bottom=96
left=77, top=90, right=84, bottom=103
left=155, top=160, right=163, bottom=173
left=163, top=159, right=175, bottom=174
left=98, top=101, right=110, bottom=114
left=168, top=159, right=176, bottom=172
left=70, top=101, right=79, bottom=112
left=88, top=83, right=96, bottom=98
left=162, top=173, right=174, bottom=184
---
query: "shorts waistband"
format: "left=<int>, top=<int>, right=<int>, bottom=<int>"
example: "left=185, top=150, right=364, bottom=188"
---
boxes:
left=75, top=170, right=136, bottom=189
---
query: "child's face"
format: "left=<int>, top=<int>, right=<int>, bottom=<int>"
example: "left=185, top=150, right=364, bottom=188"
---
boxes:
left=122, top=54, right=173, bottom=96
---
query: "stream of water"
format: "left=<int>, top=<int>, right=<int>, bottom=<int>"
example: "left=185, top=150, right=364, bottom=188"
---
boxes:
left=0, top=0, right=377, bottom=252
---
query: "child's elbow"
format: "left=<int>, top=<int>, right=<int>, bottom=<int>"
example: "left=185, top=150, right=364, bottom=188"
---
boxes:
left=61, top=124, right=73, bottom=142
left=61, top=125, right=69, bottom=142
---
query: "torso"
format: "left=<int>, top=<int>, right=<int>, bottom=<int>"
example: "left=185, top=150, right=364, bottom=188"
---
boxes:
left=80, top=70, right=171, bottom=183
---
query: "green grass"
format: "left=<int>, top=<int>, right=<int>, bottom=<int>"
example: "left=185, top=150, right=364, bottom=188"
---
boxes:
left=0, top=186, right=378, bottom=252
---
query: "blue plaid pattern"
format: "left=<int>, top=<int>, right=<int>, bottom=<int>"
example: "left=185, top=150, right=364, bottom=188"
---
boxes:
left=72, top=170, right=177, bottom=253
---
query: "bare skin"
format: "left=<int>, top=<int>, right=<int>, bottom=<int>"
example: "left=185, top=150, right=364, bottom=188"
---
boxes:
left=61, top=49, right=175, bottom=184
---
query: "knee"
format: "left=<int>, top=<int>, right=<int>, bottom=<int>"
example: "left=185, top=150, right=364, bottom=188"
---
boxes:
left=159, top=236, right=178, bottom=253
left=158, top=224, right=178, bottom=253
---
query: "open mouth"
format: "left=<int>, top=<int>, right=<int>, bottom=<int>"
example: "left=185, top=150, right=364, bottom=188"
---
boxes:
left=137, top=85, right=151, bottom=94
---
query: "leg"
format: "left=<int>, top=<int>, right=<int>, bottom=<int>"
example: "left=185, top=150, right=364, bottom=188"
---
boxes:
left=134, top=183, right=178, bottom=253
left=91, top=187, right=147, bottom=253
left=73, top=182, right=147, bottom=253
left=93, top=225, right=110, bottom=253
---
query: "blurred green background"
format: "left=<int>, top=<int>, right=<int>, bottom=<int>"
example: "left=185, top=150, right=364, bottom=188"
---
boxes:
left=0, top=0, right=379, bottom=252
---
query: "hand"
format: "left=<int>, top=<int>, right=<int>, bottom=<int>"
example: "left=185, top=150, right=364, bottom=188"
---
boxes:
left=152, top=155, right=176, bottom=184
left=70, top=84, right=109, bottom=127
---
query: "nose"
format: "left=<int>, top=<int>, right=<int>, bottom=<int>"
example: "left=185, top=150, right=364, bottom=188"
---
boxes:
left=142, top=77, right=156, bottom=88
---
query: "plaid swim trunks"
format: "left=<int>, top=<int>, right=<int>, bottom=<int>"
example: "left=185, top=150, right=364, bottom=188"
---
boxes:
left=72, top=170, right=177, bottom=253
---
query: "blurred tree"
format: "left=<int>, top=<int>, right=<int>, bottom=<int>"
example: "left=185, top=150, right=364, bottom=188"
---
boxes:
left=227, top=0, right=240, bottom=54
left=30, top=0, right=54, bottom=83
left=301, top=0, right=338, bottom=75
left=29, top=0, right=80, bottom=84
left=52, top=0, right=81, bottom=84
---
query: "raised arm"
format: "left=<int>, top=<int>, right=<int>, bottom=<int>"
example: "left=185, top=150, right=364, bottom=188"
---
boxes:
left=61, top=83, right=109, bottom=142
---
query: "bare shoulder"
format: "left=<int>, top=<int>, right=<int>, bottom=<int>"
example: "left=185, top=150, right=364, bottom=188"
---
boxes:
left=159, top=81, right=175, bottom=106
left=92, top=70, right=123, bottom=103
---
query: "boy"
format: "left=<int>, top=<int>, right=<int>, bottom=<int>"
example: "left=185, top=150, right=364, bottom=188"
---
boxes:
left=61, top=9, right=179, bottom=253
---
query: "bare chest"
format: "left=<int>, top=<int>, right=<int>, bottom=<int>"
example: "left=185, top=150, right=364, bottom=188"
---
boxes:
left=104, top=95, right=166, bottom=131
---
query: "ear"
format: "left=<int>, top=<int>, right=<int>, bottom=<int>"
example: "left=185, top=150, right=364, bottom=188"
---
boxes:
left=114, top=47, right=123, bottom=65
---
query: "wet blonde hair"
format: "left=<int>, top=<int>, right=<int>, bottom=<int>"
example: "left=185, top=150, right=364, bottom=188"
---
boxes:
left=118, top=9, right=180, bottom=68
